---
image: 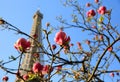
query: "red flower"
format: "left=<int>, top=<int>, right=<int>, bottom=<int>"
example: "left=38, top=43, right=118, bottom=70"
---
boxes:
left=32, top=62, right=43, bottom=73
left=54, top=30, right=70, bottom=46
left=14, top=38, right=31, bottom=52
left=23, top=74, right=29, bottom=80
left=42, top=65, right=53, bottom=74
left=87, top=9, right=96, bottom=17
left=2, top=76, right=9, bottom=81
left=97, top=6, right=107, bottom=15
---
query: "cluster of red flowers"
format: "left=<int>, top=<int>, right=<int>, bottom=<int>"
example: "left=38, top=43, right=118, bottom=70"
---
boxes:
left=10, top=0, right=115, bottom=81
left=86, top=5, right=107, bottom=18
left=32, top=62, right=53, bottom=75
left=22, top=62, right=62, bottom=81
left=97, top=6, right=107, bottom=15
left=86, top=0, right=107, bottom=18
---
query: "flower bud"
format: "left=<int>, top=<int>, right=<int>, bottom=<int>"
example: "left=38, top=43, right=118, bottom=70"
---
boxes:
left=77, top=42, right=82, bottom=50
left=32, top=62, right=43, bottom=73
left=52, top=44, right=56, bottom=50
left=0, top=19, right=5, bottom=25
left=100, top=35, right=103, bottom=41
left=97, top=6, right=107, bottom=15
left=87, top=9, right=96, bottom=17
left=2, top=76, right=9, bottom=81
left=110, top=73, right=114, bottom=77
left=46, top=22, right=50, bottom=27
left=56, top=65, right=62, bottom=71
left=86, top=3, right=91, bottom=7
left=23, top=74, right=29, bottom=80
left=108, top=47, right=113, bottom=52
left=86, top=40, right=90, bottom=45
left=42, top=65, right=53, bottom=74
left=95, top=0, right=99, bottom=3
left=33, top=53, right=39, bottom=58
left=54, top=30, right=70, bottom=46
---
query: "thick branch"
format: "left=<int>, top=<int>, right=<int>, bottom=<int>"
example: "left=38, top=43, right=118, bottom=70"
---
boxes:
left=88, top=36, right=120, bottom=82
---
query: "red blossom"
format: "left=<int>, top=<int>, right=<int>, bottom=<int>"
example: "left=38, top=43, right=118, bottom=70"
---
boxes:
left=97, top=6, right=107, bottom=15
left=87, top=9, right=96, bottom=17
left=54, top=30, right=70, bottom=46
left=14, top=38, right=31, bottom=52
left=32, top=62, right=43, bottom=73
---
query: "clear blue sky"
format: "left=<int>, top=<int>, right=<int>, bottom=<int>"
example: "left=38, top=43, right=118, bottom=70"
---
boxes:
left=0, top=0, right=120, bottom=82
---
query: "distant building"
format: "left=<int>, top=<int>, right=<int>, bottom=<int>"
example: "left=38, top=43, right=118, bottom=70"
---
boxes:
left=15, top=10, right=43, bottom=82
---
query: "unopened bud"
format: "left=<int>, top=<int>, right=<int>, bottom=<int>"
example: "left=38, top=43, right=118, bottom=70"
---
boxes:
left=46, top=22, right=50, bottom=27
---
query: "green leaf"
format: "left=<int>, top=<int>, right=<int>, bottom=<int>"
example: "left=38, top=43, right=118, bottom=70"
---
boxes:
left=99, top=16, right=104, bottom=23
left=57, top=71, right=62, bottom=75
left=86, top=17, right=92, bottom=22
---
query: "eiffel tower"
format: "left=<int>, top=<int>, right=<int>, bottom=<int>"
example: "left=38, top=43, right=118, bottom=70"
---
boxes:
left=15, top=10, right=43, bottom=82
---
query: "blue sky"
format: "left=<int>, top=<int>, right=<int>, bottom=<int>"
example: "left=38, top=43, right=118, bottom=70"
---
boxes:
left=0, top=0, right=120, bottom=82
